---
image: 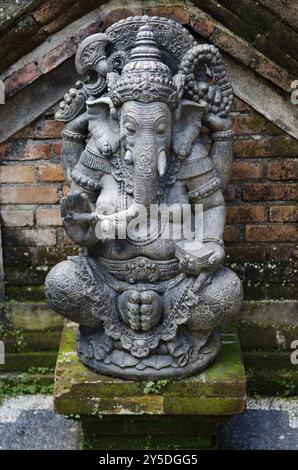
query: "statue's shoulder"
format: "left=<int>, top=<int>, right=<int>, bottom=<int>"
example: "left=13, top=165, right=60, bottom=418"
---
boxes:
left=176, top=137, right=213, bottom=180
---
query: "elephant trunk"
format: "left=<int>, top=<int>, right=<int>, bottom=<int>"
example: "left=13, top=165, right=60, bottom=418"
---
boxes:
left=133, top=143, right=159, bottom=209
left=102, top=142, right=164, bottom=237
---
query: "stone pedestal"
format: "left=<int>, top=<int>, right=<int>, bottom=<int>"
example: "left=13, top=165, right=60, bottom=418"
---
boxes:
left=53, top=321, right=246, bottom=450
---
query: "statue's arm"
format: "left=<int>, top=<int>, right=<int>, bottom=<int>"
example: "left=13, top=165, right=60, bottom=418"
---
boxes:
left=209, top=130, right=233, bottom=189
left=61, top=178, right=99, bottom=247
left=204, top=113, right=234, bottom=190
left=187, top=174, right=226, bottom=271
left=60, top=112, right=89, bottom=184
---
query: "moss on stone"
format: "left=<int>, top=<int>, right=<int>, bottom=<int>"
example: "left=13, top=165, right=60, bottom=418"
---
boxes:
left=54, top=321, right=246, bottom=417
left=247, top=369, right=298, bottom=397
left=2, top=351, right=57, bottom=372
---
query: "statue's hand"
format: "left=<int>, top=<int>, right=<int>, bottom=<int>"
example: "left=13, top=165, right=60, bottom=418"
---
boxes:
left=204, top=242, right=225, bottom=272
left=178, top=255, right=202, bottom=276
left=61, top=192, right=97, bottom=245
left=203, top=112, right=232, bottom=132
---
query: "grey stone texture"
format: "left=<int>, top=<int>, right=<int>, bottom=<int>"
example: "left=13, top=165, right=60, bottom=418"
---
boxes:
left=45, top=16, right=243, bottom=379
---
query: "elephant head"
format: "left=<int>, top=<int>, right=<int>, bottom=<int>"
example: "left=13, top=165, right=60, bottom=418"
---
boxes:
left=87, top=96, right=205, bottom=211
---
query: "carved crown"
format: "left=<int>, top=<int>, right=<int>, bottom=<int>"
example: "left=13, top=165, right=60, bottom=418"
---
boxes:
left=108, top=24, right=179, bottom=107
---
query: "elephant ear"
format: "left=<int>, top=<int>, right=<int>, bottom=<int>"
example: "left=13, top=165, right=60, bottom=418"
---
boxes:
left=86, top=96, right=120, bottom=157
left=172, top=99, right=207, bottom=158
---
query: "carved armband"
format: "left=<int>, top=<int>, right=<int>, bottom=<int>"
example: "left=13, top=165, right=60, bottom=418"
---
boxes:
left=210, top=128, right=234, bottom=142
left=188, top=176, right=221, bottom=201
left=71, top=168, right=103, bottom=191
left=203, top=236, right=224, bottom=247
left=62, top=128, right=88, bottom=143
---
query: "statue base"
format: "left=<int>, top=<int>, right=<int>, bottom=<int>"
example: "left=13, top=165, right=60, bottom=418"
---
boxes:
left=77, top=326, right=221, bottom=380
left=54, top=321, right=246, bottom=450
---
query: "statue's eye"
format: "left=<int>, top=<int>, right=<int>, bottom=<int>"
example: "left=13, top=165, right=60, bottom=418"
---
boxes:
left=156, top=121, right=167, bottom=136
left=124, top=123, right=136, bottom=135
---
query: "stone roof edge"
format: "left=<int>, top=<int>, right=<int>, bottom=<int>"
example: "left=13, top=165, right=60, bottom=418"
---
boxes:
left=0, top=0, right=297, bottom=142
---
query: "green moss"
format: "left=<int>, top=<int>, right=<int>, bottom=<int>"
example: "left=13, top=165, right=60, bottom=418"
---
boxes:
left=0, top=371, right=54, bottom=404
left=81, top=432, right=215, bottom=450
left=54, top=322, right=246, bottom=417
left=143, top=380, right=170, bottom=394
left=6, top=285, right=45, bottom=302
left=2, top=351, right=57, bottom=372
left=247, top=369, right=298, bottom=397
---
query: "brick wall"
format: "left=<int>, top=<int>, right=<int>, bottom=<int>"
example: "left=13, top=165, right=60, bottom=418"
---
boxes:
left=0, top=97, right=297, bottom=301
left=0, top=105, right=78, bottom=301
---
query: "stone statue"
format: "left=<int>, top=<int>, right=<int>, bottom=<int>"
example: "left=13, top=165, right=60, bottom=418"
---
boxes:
left=45, top=16, right=243, bottom=379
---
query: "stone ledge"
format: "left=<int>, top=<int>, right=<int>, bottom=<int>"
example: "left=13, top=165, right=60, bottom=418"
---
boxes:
left=53, top=321, right=246, bottom=417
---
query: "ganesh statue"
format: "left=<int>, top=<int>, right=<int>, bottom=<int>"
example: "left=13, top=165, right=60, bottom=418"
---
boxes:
left=45, top=16, right=243, bottom=379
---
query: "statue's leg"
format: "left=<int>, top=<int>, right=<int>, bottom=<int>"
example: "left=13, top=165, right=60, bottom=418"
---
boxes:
left=45, top=258, right=102, bottom=328
left=187, top=267, right=243, bottom=332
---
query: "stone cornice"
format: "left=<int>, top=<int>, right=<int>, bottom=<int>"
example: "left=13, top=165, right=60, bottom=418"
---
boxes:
left=0, top=0, right=297, bottom=142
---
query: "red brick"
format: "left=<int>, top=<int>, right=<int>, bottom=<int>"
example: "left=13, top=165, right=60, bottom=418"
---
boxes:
left=4, top=229, right=56, bottom=246
left=224, top=225, right=242, bottom=242
left=234, top=135, right=298, bottom=158
left=99, top=8, right=143, bottom=31
left=0, top=165, right=35, bottom=183
left=266, top=159, right=298, bottom=180
left=0, top=187, right=59, bottom=204
left=192, top=16, right=214, bottom=38
left=243, top=183, right=298, bottom=201
left=64, top=232, right=76, bottom=246
left=233, top=113, right=280, bottom=136
left=146, top=6, right=190, bottom=25
left=35, top=120, right=64, bottom=139
left=12, top=123, right=36, bottom=140
left=52, top=141, right=62, bottom=156
left=39, top=164, right=64, bottom=182
left=0, top=143, right=12, bottom=160
left=63, top=184, right=70, bottom=196
left=18, top=142, right=51, bottom=161
left=4, top=63, right=41, bottom=96
left=36, top=207, right=62, bottom=226
left=232, top=98, right=251, bottom=112
left=227, top=206, right=265, bottom=223
left=269, top=206, right=298, bottom=223
left=223, top=184, right=236, bottom=201
left=226, top=242, right=298, bottom=263
left=33, top=0, right=75, bottom=25
left=246, top=224, right=298, bottom=242
left=0, top=209, right=34, bottom=227
left=231, top=161, right=262, bottom=179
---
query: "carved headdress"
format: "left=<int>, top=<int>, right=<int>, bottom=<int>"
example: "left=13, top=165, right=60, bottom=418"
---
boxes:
left=108, top=24, right=180, bottom=108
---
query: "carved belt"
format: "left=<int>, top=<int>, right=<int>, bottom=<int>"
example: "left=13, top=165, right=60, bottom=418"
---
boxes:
left=98, top=256, right=180, bottom=283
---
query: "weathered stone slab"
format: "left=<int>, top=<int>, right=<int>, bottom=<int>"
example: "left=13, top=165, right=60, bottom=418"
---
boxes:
left=54, top=321, right=246, bottom=417
left=238, top=300, right=298, bottom=351
left=53, top=321, right=245, bottom=449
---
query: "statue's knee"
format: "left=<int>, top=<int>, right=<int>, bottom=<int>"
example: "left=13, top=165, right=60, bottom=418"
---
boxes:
left=188, top=267, right=243, bottom=330
left=45, top=260, right=100, bottom=327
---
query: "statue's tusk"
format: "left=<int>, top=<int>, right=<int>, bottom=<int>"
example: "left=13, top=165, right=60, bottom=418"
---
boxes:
left=124, top=148, right=133, bottom=165
left=157, top=150, right=167, bottom=176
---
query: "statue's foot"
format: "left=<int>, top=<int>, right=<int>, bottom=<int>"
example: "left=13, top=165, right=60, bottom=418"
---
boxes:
left=118, top=290, right=163, bottom=331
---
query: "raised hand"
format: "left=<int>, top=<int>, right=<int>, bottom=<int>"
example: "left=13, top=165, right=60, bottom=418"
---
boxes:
left=61, top=192, right=98, bottom=245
